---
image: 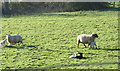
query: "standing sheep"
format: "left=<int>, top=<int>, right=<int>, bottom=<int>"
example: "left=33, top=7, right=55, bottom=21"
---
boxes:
left=0, top=39, right=7, bottom=47
left=6, top=34, right=23, bottom=46
left=77, top=33, right=98, bottom=48
left=89, top=41, right=97, bottom=49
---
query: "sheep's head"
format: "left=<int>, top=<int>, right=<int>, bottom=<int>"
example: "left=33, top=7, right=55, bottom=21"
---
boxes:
left=0, top=39, right=7, bottom=47
left=0, top=42, right=3, bottom=45
left=6, top=34, right=11, bottom=39
left=91, top=33, right=98, bottom=38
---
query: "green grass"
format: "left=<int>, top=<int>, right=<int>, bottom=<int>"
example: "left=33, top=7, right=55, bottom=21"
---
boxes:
left=1, top=9, right=119, bottom=69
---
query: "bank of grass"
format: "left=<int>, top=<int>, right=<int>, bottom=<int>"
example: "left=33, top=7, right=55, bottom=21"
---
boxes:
left=1, top=9, right=119, bottom=69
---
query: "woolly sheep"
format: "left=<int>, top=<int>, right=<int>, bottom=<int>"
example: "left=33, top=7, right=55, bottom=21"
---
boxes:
left=89, top=41, right=97, bottom=49
left=69, top=53, right=83, bottom=59
left=0, top=39, right=7, bottom=48
left=6, top=34, right=23, bottom=46
left=77, top=33, right=98, bottom=48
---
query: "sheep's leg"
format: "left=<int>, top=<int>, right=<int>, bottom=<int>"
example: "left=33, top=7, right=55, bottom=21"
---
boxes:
left=88, top=43, right=91, bottom=48
left=17, top=42, right=20, bottom=46
left=83, top=44, right=87, bottom=48
left=77, top=39, right=80, bottom=48
left=20, top=41, right=24, bottom=46
left=77, top=43, right=80, bottom=48
left=21, top=42, right=23, bottom=45
left=17, top=41, right=23, bottom=46
left=95, top=45, right=97, bottom=48
left=8, top=43, right=11, bottom=46
left=77, top=40, right=80, bottom=48
left=18, top=42, right=21, bottom=46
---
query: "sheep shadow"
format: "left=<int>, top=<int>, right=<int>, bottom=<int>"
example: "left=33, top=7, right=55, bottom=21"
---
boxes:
left=75, top=57, right=91, bottom=59
left=5, top=45, right=38, bottom=49
left=26, top=45, right=37, bottom=48
left=92, top=48, right=120, bottom=51
left=5, top=46, right=26, bottom=49
left=5, top=46, right=18, bottom=48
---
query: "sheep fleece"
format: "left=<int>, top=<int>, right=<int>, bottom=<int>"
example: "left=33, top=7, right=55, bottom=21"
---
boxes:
left=7, top=35, right=22, bottom=43
left=77, top=34, right=94, bottom=44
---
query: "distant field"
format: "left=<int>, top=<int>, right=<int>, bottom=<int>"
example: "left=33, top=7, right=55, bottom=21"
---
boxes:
left=1, top=9, right=119, bottom=69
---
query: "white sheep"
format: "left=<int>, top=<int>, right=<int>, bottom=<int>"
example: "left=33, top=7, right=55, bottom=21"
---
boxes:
left=0, top=39, right=7, bottom=48
left=6, top=34, right=23, bottom=46
left=77, top=33, right=98, bottom=48
left=69, top=53, right=83, bottom=59
left=89, top=41, right=97, bottom=49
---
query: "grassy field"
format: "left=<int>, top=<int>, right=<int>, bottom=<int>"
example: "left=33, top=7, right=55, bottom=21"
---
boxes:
left=1, top=8, right=119, bottom=69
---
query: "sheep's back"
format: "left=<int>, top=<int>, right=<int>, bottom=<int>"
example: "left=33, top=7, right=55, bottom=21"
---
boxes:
left=8, top=35, right=22, bottom=43
left=77, top=35, right=91, bottom=43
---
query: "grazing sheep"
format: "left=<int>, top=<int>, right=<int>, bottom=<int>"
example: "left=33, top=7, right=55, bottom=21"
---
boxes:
left=77, top=33, right=98, bottom=48
left=89, top=41, right=97, bottom=49
left=0, top=39, right=7, bottom=47
left=6, top=34, right=23, bottom=46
